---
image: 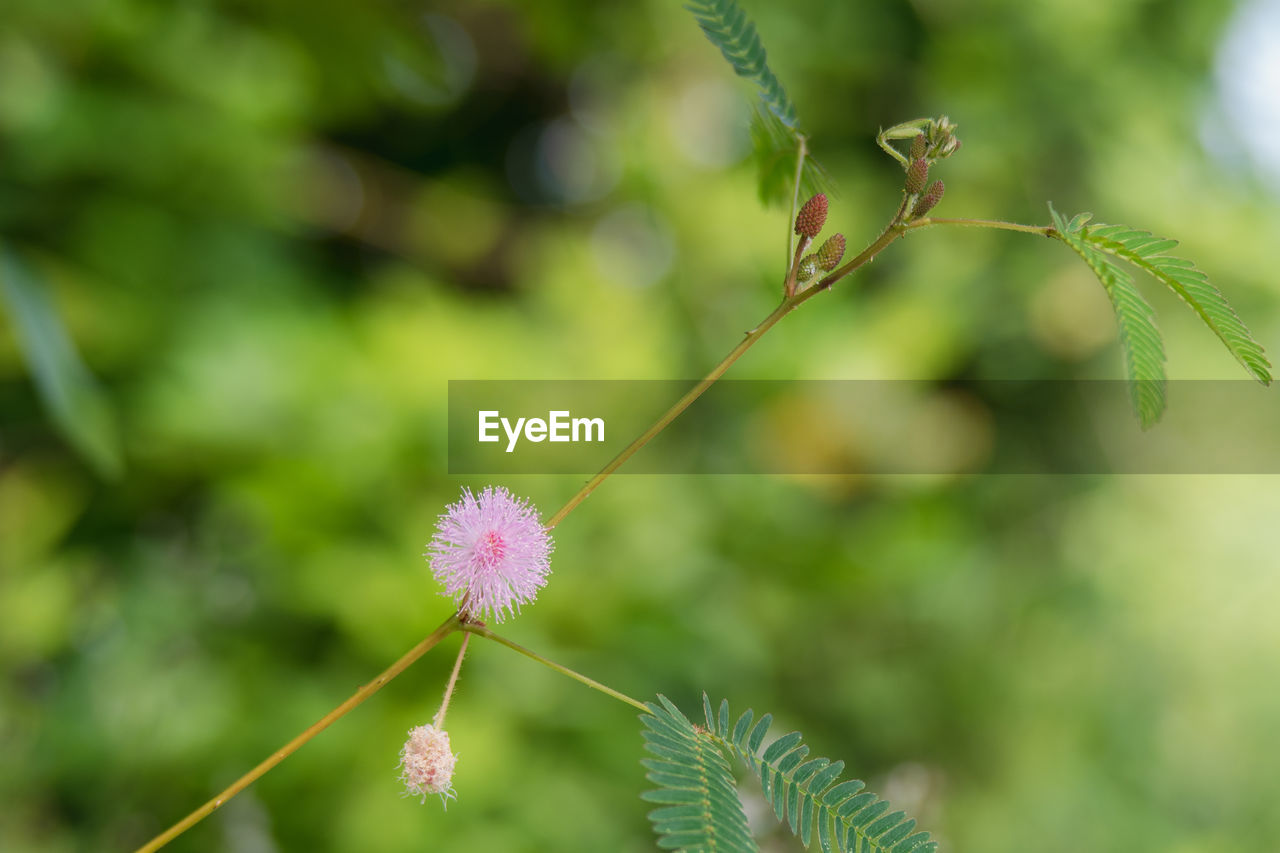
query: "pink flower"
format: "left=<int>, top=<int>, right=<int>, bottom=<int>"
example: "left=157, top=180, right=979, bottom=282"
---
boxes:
left=399, top=724, right=457, bottom=805
left=427, top=486, right=553, bottom=622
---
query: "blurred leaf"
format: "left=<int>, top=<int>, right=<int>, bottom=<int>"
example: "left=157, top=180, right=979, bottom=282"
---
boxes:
left=750, top=107, right=832, bottom=207
left=0, top=246, right=122, bottom=477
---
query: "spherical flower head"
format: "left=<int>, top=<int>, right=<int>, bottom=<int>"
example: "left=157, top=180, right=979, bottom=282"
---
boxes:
left=427, top=486, right=553, bottom=623
left=399, top=724, right=457, bottom=806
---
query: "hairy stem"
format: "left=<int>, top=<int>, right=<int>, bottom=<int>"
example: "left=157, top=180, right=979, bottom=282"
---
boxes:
left=433, top=632, right=471, bottom=728
left=136, top=613, right=462, bottom=853
left=905, top=216, right=1052, bottom=237
left=461, top=622, right=649, bottom=712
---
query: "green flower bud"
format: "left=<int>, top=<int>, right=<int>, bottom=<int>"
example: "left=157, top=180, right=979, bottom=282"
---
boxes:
left=815, top=233, right=845, bottom=271
left=796, top=254, right=820, bottom=281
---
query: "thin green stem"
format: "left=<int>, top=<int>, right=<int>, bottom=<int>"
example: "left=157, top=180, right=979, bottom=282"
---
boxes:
left=786, top=134, right=809, bottom=263
left=433, top=631, right=470, bottom=728
left=544, top=298, right=794, bottom=528
left=546, top=204, right=916, bottom=531
left=905, top=216, right=1052, bottom=237
left=135, top=613, right=463, bottom=853
left=461, top=622, right=649, bottom=712
left=812, top=219, right=906, bottom=294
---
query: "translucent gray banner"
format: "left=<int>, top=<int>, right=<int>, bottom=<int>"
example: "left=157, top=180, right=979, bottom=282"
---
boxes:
left=447, top=380, right=1278, bottom=474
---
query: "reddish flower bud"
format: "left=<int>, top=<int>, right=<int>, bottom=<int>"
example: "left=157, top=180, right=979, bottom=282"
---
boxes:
left=794, top=193, right=828, bottom=238
left=905, top=158, right=929, bottom=195
left=815, top=233, right=846, bottom=271
left=909, top=133, right=927, bottom=161
left=910, top=180, right=945, bottom=218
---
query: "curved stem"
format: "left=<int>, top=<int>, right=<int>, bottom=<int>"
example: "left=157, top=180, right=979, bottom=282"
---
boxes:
left=461, top=622, right=649, bottom=713
left=905, top=216, right=1052, bottom=237
left=136, top=613, right=463, bottom=853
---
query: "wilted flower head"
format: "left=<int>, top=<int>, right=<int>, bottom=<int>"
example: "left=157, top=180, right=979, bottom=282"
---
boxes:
left=427, top=486, right=553, bottom=622
left=399, top=724, right=457, bottom=805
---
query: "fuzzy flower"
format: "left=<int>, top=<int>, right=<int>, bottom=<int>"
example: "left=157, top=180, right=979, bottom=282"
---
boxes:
left=399, top=724, right=457, bottom=806
left=427, top=486, right=553, bottom=622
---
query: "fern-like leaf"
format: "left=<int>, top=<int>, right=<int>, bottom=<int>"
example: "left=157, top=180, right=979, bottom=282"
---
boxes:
left=641, top=696, right=758, bottom=852
left=1049, top=205, right=1168, bottom=428
left=1081, top=223, right=1272, bottom=385
left=687, top=1, right=831, bottom=207
left=685, top=0, right=797, bottom=128
left=701, top=695, right=938, bottom=853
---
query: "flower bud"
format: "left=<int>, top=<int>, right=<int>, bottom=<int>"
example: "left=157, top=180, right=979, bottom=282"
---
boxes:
left=815, top=233, right=846, bottom=271
left=909, top=133, right=927, bottom=161
left=927, top=116, right=961, bottom=159
left=399, top=724, right=458, bottom=806
left=796, top=255, right=820, bottom=282
left=910, top=180, right=945, bottom=219
left=905, top=158, right=929, bottom=195
left=794, top=193, right=828, bottom=238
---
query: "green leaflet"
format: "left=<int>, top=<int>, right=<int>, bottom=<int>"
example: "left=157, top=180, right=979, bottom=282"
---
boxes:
left=641, top=696, right=758, bottom=852
left=1049, top=204, right=1273, bottom=428
left=0, top=245, right=123, bottom=477
left=640, top=695, right=938, bottom=853
left=1083, top=223, right=1272, bottom=386
left=1049, top=205, right=1168, bottom=429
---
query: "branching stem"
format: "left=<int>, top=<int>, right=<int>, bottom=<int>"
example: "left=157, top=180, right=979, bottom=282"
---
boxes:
left=136, top=613, right=463, bottom=853
left=140, top=193, right=931, bottom=851
left=461, top=623, right=649, bottom=712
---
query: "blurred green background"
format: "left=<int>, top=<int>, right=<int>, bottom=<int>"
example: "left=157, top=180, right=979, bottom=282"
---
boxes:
left=2, top=0, right=1279, bottom=850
